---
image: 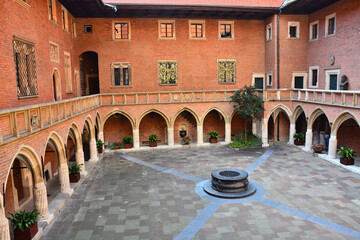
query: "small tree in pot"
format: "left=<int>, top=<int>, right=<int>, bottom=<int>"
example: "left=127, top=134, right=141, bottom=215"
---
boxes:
left=149, top=134, right=158, bottom=147
left=8, top=210, right=40, bottom=240
left=68, top=163, right=83, bottom=182
left=293, top=133, right=305, bottom=146
left=96, top=139, right=104, bottom=153
left=123, top=136, right=133, bottom=149
left=209, top=131, right=219, bottom=143
left=338, top=146, right=356, bottom=165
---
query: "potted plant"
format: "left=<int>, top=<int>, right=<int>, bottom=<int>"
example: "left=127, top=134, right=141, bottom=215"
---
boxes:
left=209, top=131, right=219, bottom=143
left=123, top=136, right=133, bottom=149
left=293, top=133, right=305, bottom=145
left=338, top=146, right=356, bottom=165
left=68, top=163, right=83, bottom=182
left=312, top=144, right=324, bottom=153
left=96, top=139, right=104, bottom=153
left=181, top=136, right=191, bottom=145
left=8, top=210, right=40, bottom=240
left=149, top=134, right=158, bottom=147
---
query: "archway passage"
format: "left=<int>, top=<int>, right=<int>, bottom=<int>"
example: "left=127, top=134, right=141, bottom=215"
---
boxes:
left=66, top=135, right=76, bottom=163
left=139, top=112, right=168, bottom=145
left=5, top=158, right=34, bottom=218
left=337, top=118, right=360, bottom=154
left=104, top=113, right=133, bottom=143
left=296, top=112, right=307, bottom=134
left=173, top=110, right=197, bottom=144
left=268, top=115, right=275, bottom=142
left=231, top=113, right=252, bottom=139
left=268, top=110, right=290, bottom=142
left=79, top=51, right=99, bottom=96
left=312, top=114, right=330, bottom=146
left=203, top=110, right=225, bottom=142
left=82, top=123, right=91, bottom=161
left=43, top=143, right=60, bottom=202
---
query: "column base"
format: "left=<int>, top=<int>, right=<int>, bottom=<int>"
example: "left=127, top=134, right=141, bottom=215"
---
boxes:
left=89, top=157, right=99, bottom=162
left=262, top=144, right=270, bottom=147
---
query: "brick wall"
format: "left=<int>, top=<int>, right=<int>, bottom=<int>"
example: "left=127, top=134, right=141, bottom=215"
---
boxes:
left=103, top=114, right=133, bottom=143
left=139, top=112, right=168, bottom=144
left=203, top=110, right=225, bottom=142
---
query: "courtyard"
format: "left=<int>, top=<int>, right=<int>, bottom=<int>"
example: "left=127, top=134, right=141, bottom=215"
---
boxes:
left=41, top=145, right=360, bottom=240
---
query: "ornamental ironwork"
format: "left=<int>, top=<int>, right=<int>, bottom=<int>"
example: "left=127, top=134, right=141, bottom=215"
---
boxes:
left=218, top=60, right=236, bottom=83
left=13, top=38, right=38, bottom=97
left=158, top=61, right=177, bottom=85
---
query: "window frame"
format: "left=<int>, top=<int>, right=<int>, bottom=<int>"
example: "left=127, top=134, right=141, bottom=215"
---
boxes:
left=309, top=66, right=319, bottom=88
left=158, top=60, right=178, bottom=85
left=266, top=72, right=273, bottom=86
left=218, top=21, right=235, bottom=40
left=309, top=21, right=319, bottom=41
left=325, top=13, right=336, bottom=37
left=291, top=72, right=308, bottom=89
left=325, top=68, right=340, bottom=90
left=113, top=21, right=131, bottom=41
left=287, top=21, right=300, bottom=39
left=110, top=62, right=132, bottom=87
left=252, top=73, right=265, bottom=89
left=217, top=59, right=236, bottom=84
left=71, top=18, right=77, bottom=38
left=14, top=0, right=30, bottom=9
left=48, top=0, right=57, bottom=23
left=158, top=20, right=176, bottom=40
left=61, top=6, right=69, bottom=32
left=189, top=20, right=206, bottom=40
left=266, top=23, right=272, bottom=41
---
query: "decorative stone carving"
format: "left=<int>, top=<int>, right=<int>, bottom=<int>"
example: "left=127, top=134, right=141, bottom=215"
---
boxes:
left=158, top=61, right=177, bottom=85
left=218, top=60, right=236, bottom=83
left=339, top=75, right=348, bottom=90
left=49, top=42, right=59, bottom=62
left=33, top=183, right=49, bottom=220
left=329, top=54, right=335, bottom=65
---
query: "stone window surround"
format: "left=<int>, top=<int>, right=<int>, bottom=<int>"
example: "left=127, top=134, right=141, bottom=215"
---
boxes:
left=252, top=72, right=265, bottom=89
left=266, top=23, right=272, bottom=41
left=309, top=20, right=319, bottom=41
left=266, top=72, right=273, bottom=86
left=325, top=68, right=340, bottom=90
left=325, top=13, right=336, bottom=37
left=49, top=41, right=60, bottom=63
left=188, top=20, right=206, bottom=40
left=61, top=5, right=69, bottom=33
left=13, top=0, right=30, bottom=9
left=110, top=62, right=132, bottom=87
left=48, top=0, right=57, bottom=24
left=72, top=18, right=77, bottom=38
left=218, top=21, right=235, bottom=40
left=112, top=20, right=131, bottom=41
left=309, top=66, right=319, bottom=88
left=64, top=51, right=72, bottom=93
left=287, top=21, right=300, bottom=39
left=158, top=20, right=176, bottom=40
left=291, top=71, right=308, bottom=89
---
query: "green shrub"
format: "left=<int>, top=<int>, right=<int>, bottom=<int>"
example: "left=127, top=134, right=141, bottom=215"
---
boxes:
left=96, top=139, right=104, bottom=148
left=229, top=135, right=262, bottom=149
left=68, top=163, right=83, bottom=175
left=8, top=210, right=40, bottom=232
left=209, top=131, right=219, bottom=139
left=338, top=146, right=356, bottom=159
left=123, top=136, right=133, bottom=144
left=149, top=134, right=158, bottom=143
left=293, top=132, right=305, bottom=141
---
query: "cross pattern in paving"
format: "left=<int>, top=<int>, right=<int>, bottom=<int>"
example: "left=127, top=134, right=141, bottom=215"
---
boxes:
left=42, top=145, right=360, bottom=240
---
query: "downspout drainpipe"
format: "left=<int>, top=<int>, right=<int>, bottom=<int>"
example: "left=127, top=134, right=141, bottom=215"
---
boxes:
left=277, top=11, right=281, bottom=90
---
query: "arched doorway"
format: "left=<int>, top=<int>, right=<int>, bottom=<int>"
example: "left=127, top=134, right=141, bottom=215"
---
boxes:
left=79, top=51, right=99, bottom=96
left=203, top=109, right=225, bottom=143
left=173, top=110, right=197, bottom=144
left=295, top=112, right=307, bottom=135
left=139, top=111, right=168, bottom=146
left=103, top=113, right=133, bottom=144
left=312, top=114, right=330, bottom=146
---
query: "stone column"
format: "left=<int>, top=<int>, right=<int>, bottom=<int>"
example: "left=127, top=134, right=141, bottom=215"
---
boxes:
left=289, top=123, right=295, bottom=145
left=133, top=129, right=140, bottom=149
left=58, top=163, right=71, bottom=193
left=304, top=128, right=313, bottom=151
left=197, top=125, right=203, bottom=145
left=75, top=149, right=87, bottom=175
left=328, top=135, right=337, bottom=159
left=252, top=121, right=258, bottom=137
left=262, top=118, right=269, bottom=147
left=89, top=138, right=99, bottom=162
left=225, top=123, right=231, bottom=144
left=33, top=182, right=49, bottom=220
left=0, top=195, right=10, bottom=240
left=168, top=128, right=174, bottom=146
left=97, top=131, right=104, bottom=143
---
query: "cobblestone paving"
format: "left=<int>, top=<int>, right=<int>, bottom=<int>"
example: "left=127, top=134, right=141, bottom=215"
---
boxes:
left=42, top=144, right=360, bottom=240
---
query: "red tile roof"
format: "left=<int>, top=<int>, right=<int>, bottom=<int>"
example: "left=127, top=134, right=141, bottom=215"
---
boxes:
left=102, top=0, right=285, bottom=8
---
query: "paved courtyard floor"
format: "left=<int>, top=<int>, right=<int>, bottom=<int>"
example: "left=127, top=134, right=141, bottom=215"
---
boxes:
left=42, top=144, right=360, bottom=240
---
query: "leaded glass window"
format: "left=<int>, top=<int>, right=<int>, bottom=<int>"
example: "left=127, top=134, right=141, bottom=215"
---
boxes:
left=218, top=60, right=236, bottom=83
left=158, top=61, right=177, bottom=85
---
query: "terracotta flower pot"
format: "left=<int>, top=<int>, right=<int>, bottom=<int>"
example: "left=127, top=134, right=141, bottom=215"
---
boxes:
left=294, top=140, right=304, bottom=146
left=340, top=157, right=354, bottom=165
left=97, top=147, right=103, bottom=153
left=150, top=142, right=157, bottom=147
left=14, top=222, right=38, bottom=240
left=314, top=149, right=323, bottom=153
left=124, top=143, right=132, bottom=149
left=210, top=138, right=218, bottom=143
left=69, top=173, right=80, bottom=183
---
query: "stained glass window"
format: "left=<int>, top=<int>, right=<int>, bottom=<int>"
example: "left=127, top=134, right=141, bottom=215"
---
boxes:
left=158, top=61, right=177, bottom=85
left=218, top=60, right=235, bottom=83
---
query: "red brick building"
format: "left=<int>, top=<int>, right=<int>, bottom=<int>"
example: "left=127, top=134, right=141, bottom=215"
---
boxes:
left=0, top=0, right=359, bottom=238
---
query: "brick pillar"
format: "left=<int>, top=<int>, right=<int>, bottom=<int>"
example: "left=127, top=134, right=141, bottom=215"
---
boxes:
left=33, top=182, right=49, bottom=220
left=289, top=123, right=295, bottom=144
left=0, top=195, right=10, bottom=240
left=197, top=124, right=203, bottom=145
left=328, top=135, right=337, bottom=159
left=58, top=163, right=71, bottom=193
left=89, top=138, right=99, bottom=162
left=262, top=118, right=269, bottom=147
left=168, top=128, right=174, bottom=146
left=75, top=149, right=87, bottom=175
left=225, top=123, right=231, bottom=144
left=305, top=128, right=313, bottom=151
left=133, top=129, right=140, bottom=149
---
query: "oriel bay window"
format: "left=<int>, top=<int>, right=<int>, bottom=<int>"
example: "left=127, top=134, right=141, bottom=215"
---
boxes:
left=111, top=63, right=131, bottom=87
left=13, top=37, right=38, bottom=97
